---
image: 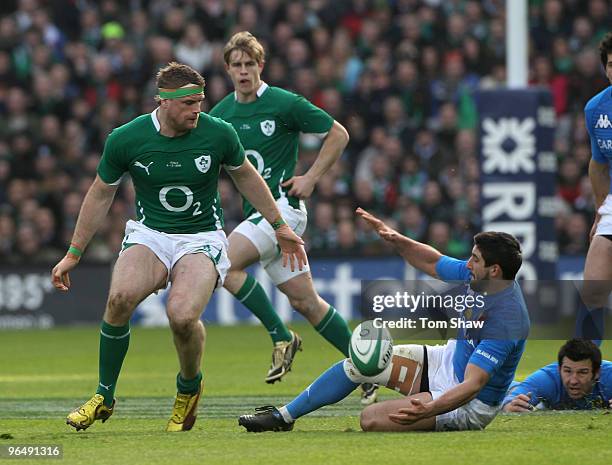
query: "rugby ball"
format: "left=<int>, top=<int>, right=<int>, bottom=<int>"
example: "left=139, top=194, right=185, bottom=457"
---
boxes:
left=349, top=321, right=393, bottom=376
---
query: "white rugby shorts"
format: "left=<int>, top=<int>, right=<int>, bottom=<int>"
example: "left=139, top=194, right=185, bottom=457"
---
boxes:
left=427, top=340, right=500, bottom=431
left=232, top=197, right=309, bottom=285
left=595, top=194, right=612, bottom=236
left=120, top=219, right=231, bottom=288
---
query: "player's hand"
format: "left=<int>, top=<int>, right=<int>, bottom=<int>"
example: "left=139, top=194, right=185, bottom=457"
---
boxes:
left=51, top=253, right=80, bottom=292
left=281, top=175, right=316, bottom=199
left=356, top=207, right=403, bottom=244
left=502, top=393, right=534, bottom=413
left=388, top=397, right=434, bottom=425
left=590, top=213, right=601, bottom=243
left=274, top=224, right=308, bottom=272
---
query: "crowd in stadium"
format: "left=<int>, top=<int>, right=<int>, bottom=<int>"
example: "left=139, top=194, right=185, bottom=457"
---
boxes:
left=0, top=0, right=610, bottom=263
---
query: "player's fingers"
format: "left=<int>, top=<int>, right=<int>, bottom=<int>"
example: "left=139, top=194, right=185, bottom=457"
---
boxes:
left=54, top=275, right=68, bottom=292
left=388, top=413, right=410, bottom=425
left=388, top=413, right=405, bottom=425
left=281, top=177, right=294, bottom=187
left=512, top=398, right=531, bottom=410
left=298, top=246, right=308, bottom=270
left=282, top=251, right=288, bottom=269
left=510, top=404, right=530, bottom=412
left=410, top=398, right=423, bottom=406
left=289, top=251, right=296, bottom=272
left=64, top=272, right=71, bottom=289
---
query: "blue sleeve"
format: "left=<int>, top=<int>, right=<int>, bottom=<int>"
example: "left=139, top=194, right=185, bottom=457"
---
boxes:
left=468, top=340, right=515, bottom=376
left=585, top=105, right=607, bottom=164
left=601, top=362, right=612, bottom=402
left=502, top=364, right=560, bottom=407
left=435, top=256, right=471, bottom=281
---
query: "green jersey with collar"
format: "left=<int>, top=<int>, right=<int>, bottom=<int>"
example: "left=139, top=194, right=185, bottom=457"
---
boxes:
left=97, top=110, right=245, bottom=233
left=209, top=83, right=334, bottom=217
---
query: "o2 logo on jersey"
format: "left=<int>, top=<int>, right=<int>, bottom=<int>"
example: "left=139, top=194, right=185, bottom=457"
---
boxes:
left=195, top=155, right=211, bottom=173
left=260, top=120, right=275, bottom=136
left=245, top=149, right=271, bottom=179
left=159, top=185, right=203, bottom=216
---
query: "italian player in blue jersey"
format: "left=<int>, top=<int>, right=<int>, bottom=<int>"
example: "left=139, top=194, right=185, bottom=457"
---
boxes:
left=581, top=32, right=612, bottom=339
left=503, top=339, right=612, bottom=412
left=239, top=208, right=530, bottom=432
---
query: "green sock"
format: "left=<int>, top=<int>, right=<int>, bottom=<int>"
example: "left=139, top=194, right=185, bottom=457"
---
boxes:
left=96, top=321, right=130, bottom=407
left=235, top=274, right=292, bottom=344
left=177, top=371, right=203, bottom=395
left=314, top=306, right=352, bottom=357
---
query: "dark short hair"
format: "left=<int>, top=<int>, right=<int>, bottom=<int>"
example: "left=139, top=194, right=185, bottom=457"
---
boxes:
left=473, top=231, right=522, bottom=279
left=599, top=32, right=612, bottom=68
left=558, top=339, right=602, bottom=374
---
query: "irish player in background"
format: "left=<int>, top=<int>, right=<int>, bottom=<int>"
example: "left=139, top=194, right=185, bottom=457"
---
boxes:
left=51, top=62, right=306, bottom=432
left=210, top=33, right=361, bottom=394
left=581, top=32, right=612, bottom=339
left=239, top=209, right=530, bottom=433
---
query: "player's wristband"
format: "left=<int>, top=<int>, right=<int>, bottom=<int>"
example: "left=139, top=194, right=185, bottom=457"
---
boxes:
left=271, top=217, right=287, bottom=231
left=67, top=244, right=82, bottom=259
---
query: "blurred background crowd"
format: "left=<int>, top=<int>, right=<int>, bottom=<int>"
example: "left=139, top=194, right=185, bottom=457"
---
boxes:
left=0, top=0, right=610, bottom=263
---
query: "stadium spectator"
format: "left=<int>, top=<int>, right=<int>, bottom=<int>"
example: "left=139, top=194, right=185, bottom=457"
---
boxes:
left=503, top=339, right=612, bottom=411
left=0, top=1, right=609, bottom=261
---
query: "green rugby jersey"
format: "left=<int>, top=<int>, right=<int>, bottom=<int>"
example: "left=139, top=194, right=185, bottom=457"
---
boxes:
left=209, top=83, right=333, bottom=217
left=97, top=110, right=245, bottom=233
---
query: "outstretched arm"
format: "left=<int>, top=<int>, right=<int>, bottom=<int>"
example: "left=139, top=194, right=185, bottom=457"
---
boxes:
left=51, top=175, right=119, bottom=291
left=228, top=160, right=307, bottom=271
left=357, top=208, right=442, bottom=278
left=282, top=121, right=349, bottom=198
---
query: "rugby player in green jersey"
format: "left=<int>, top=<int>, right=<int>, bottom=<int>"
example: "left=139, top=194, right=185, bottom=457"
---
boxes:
left=209, top=32, right=378, bottom=401
left=51, top=62, right=307, bottom=432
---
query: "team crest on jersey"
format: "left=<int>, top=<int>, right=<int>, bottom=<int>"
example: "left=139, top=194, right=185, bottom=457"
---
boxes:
left=194, top=155, right=211, bottom=173
left=260, top=120, right=275, bottom=136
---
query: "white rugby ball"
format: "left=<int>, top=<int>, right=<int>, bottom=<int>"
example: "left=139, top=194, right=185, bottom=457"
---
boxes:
left=349, top=321, right=393, bottom=376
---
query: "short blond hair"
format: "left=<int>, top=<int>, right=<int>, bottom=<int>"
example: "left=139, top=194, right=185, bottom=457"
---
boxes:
left=223, top=31, right=265, bottom=65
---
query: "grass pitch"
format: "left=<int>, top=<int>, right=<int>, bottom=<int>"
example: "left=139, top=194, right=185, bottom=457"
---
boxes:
left=1, top=324, right=611, bottom=465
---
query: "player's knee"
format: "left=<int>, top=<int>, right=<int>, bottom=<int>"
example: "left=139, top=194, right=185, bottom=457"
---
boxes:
left=288, top=295, right=323, bottom=321
left=168, top=314, right=199, bottom=337
left=223, top=270, right=243, bottom=294
left=359, top=406, right=379, bottom=432
left=288, top=295, right=311, bottom=314
left=107, top=290, right=139, bottom=315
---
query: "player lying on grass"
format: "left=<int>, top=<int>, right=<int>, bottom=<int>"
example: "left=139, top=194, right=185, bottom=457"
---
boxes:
left=503, top=339, right=612, bottom=411
left=239, top=208, right=530, bottom=432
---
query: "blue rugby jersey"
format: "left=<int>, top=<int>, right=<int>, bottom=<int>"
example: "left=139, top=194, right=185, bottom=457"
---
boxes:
left=585, top=86, right=612, bottom=192
left=434, top=256, right=530, bottom=406
left=502, top=361, right=612, bottom=410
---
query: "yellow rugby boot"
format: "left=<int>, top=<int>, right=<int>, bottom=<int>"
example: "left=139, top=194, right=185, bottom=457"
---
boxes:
left=66, top=394, right=115, bottom=431
left=166, top=380, right=203, bottom=432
